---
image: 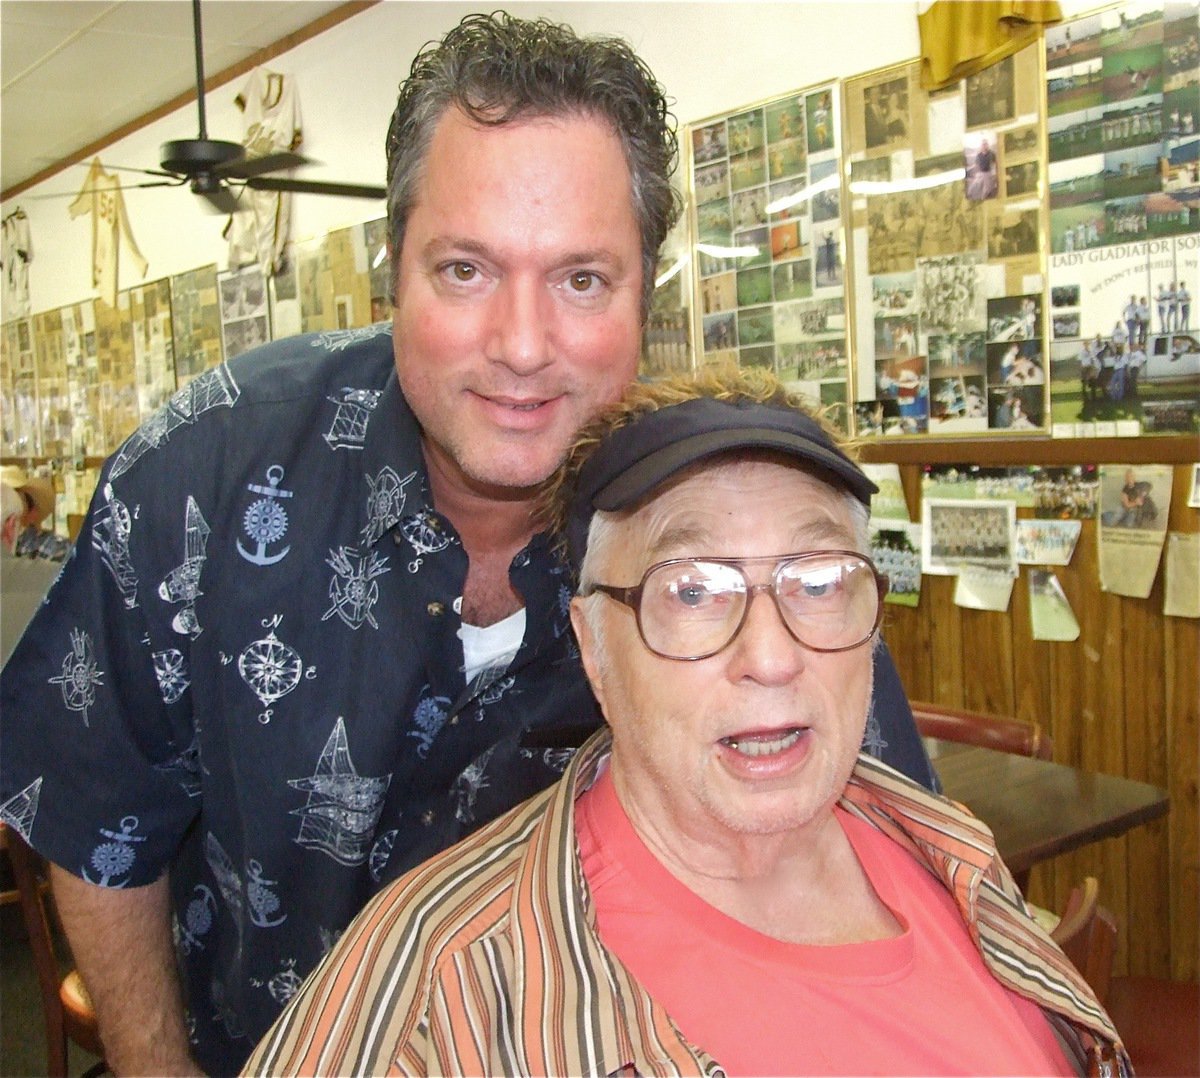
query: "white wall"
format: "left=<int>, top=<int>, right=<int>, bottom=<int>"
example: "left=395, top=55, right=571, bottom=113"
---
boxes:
left=2, top=0, right=1094, bottom=314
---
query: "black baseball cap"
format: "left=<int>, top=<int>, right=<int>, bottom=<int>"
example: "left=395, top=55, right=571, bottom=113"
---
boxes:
left=565, top=395, right=876, bottom=570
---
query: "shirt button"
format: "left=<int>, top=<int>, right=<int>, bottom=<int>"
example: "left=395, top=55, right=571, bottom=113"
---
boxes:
left=421, top=810, right=435, bottom=826
left=449, top=714, right=459, bottom=726
left=427, top=601, right=444, bottom=616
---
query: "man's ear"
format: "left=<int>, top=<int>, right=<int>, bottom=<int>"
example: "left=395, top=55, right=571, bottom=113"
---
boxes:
left=570, top=597, right=607, bottom=716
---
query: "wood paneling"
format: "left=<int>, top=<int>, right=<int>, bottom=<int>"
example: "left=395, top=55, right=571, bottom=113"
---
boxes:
left=879, top=452, right=1198, bottom=983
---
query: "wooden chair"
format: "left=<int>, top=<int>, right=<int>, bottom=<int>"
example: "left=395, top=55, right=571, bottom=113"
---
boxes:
left=911, top=700, right=1053, bottom=760
left=1048, top=876, right=1118, bottom=1006
left=0, top=823, right=106, bottom=1077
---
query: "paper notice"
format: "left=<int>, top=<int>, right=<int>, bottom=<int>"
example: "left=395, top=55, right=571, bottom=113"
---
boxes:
left=1098, top=464, right=1173, bottom=599
left=1164, top=533, right=1200, bottom=619
left=954, top=567, right=1014, bottom=611
left=1029, top=569, right=1081, bottom=641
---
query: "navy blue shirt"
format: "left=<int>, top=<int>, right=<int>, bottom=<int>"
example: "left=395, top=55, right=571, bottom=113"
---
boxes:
left=1, top=325, right=934, bottom=1075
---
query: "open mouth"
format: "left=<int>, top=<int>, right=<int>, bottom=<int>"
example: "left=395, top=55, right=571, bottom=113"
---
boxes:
left=720, top=728, right=805, bottom=757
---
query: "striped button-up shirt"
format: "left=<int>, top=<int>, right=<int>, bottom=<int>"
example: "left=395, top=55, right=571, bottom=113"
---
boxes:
left=245, top=731, right=1129, bottom=1077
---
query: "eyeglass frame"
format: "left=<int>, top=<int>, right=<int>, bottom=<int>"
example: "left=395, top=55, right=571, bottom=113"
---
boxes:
left=582, top=549, right=889, bottom=662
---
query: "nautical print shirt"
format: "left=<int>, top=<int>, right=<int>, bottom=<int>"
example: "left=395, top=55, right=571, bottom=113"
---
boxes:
left=244, top=732, right=1129, bottom=1078
left=0, top=324, right=936, bottom=1075
left=0, top=326, right=592, bottom=1075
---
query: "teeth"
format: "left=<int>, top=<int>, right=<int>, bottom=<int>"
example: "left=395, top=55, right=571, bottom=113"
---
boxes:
left=724, top=730, right=802, bottom=756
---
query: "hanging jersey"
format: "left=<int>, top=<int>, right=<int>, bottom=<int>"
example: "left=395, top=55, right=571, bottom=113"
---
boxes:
left=2, top=209, right=33, bottom=318
left=225, top=69, right=302, bottom=277
left=68, top=159, right=149, bottom=308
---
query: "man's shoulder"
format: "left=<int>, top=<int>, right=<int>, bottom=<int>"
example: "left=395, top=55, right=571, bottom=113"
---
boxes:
left=224, top=324, right=396, bottom=406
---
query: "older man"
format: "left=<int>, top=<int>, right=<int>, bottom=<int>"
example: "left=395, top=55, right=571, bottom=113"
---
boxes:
left=246, top=369, right=1125, bottom=1077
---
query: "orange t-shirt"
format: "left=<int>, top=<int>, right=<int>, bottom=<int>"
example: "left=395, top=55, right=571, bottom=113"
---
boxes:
left=576, top=767, right=1074, bottom=1076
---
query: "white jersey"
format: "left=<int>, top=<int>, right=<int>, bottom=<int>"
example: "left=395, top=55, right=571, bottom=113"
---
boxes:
left=68, top=158, right=149, bottom=307
left=225, top=68, right=302, bottom=277
left=2, top=209, right=33, bottom=318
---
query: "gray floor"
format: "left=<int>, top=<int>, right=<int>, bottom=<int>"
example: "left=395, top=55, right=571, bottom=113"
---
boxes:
left=1, top=903, right=104, bottom=1078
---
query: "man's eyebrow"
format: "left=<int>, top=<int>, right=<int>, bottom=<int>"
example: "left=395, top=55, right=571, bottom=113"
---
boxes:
left=420, top=238, right=627, bottom=270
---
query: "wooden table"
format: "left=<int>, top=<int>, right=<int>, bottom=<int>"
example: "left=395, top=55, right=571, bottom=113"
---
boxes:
left=927, top=738, right=1170, bottom=875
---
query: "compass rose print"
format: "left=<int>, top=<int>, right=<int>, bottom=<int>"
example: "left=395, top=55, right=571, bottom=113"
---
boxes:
left=236, top=465, right=294, bottom=566
left=48, top=628, right=105, bottom=726
left=82, top=815, right=146, bottom=886
left=237, top=617, right=311, bottom=723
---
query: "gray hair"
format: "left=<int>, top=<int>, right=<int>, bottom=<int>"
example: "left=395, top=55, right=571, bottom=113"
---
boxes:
left=384, top=11, right=680, bottom=319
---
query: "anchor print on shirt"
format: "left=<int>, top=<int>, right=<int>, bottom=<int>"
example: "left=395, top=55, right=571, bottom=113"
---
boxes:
left=82, top=815, right=146, bottom=886
left=288, top=717, right=391, bottom=867
left=49, top=628, right=104, bottom=726
left=407, top=686, right=452, bottom=758
left=324, top=387, right=382, bottom=451
left=158, top=496, right=211, bottom=637
left=175, top=884, right=217, bottom=954
left=323, top=546, right=390, bottom=630
left=204, top=835, right=286, bottom=931
left=237, top=465, right=293, bottom=566
left=0, top=777, right=42, bottom=842
left=237, top=616, right=313, bottom=723
left=399, top=511, right=454, bottom=573
left=92, top=482, right=138, bottom=608
left=362, top=466, right=416, bottom=546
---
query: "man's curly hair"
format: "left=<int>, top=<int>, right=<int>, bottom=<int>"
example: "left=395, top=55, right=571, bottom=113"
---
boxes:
left=537, top=365, right=859, bottom=555
left=385, top=11, right=680, bottom=319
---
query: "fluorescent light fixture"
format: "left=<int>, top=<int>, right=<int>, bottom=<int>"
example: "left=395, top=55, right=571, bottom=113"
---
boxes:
left=371, top=245, right=388, bottom=269
left=763, top=171, right=840, bottom=215
left=695, top=242, right=760, bottom=259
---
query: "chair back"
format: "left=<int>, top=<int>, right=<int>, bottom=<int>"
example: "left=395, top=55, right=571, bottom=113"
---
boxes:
left=911, top=700, right=1053, bottom=760
left=1050, top=876, right=1118, bottom=1006
left=1, top=823, right=105, bottom=1076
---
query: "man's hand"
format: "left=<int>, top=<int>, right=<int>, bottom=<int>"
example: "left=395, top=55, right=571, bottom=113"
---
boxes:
left=49, top=866, right=203, bottom=1076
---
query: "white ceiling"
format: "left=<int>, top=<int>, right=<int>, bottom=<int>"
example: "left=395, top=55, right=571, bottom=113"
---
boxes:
left=0, top=0, right=351, bottom=195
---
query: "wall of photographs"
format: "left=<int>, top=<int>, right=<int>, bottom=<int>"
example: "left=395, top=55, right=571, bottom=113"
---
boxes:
left=677, top=0, right=1197, bottom=441
left=688, top=82, right=851, bottom=427
left=842, top=44, right=1051, bottom=437
left=1045, top=2, right=1199, bottom=437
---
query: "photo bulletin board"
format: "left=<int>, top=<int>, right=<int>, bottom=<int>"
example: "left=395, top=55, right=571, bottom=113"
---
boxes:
left=1044, top=0, right=1199, bottom=437
left=686, top=81, right=852, bottom=428
left=843, top=43, right=1050, bottom=437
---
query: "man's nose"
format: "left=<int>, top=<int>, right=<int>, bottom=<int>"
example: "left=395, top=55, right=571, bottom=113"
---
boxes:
left=488, top=278, right=552, bottom=375
left=726, top=585, right=806, bottom=685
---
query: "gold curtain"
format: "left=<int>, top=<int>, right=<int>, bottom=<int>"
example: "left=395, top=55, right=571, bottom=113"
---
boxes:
left=918, top=1, right=1062, bottom=89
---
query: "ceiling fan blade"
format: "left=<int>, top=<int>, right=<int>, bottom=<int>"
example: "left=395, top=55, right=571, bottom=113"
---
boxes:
left=98, top=162, right=181, bottom=180
left=219, top=151, right=312, bottom=180
left=28, top=179, right=184, bottom=200
left=245, top=176, right=387, bottom=200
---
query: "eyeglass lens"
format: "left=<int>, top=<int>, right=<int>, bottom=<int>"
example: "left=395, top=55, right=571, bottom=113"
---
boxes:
left=639, top=553, right=880, bottom=659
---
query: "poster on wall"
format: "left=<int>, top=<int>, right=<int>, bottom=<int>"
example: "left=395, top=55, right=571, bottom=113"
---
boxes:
left=0, top=319, right=39, bottom=457
left=845, top=45, right=1048, bottom=437
left=218, top=264, right=270, bottom=360
left=128, top=277, right=176, bottom=420
left=1045, top=0, right=1200, bottom=436
left=688, top=81, right=851, bottom=428
left=171, top=264, right=222, bottom=386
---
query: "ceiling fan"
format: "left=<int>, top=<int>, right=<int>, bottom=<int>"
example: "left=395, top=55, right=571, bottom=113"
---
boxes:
left=49, top=0, right=386, bottom=214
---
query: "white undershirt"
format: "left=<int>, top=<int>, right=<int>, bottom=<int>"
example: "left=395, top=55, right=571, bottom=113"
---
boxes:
left=458, top=606, right=526, bottom=684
